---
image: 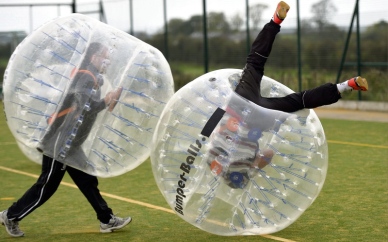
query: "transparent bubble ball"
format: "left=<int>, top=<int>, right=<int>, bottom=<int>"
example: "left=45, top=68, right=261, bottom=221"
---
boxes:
left=151, top=69, right=328, bottom=236
left=3, top=14, right=174, bottom=177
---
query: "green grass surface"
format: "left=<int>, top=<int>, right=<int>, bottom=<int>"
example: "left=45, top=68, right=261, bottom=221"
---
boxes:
left=0, top=108, right=387, bottom=241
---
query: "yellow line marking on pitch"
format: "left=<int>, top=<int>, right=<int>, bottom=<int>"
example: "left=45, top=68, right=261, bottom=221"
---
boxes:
left=98, top=191, right=174, bottom=214
left=0, top=165, right=295, bottom=242
left=0, top=165, right=174, bottom=213
left=0, top=197, right=15, bottom=201
left=327, top=140, right=388, bottom=149
left=261, top=235, right=296, bottom=242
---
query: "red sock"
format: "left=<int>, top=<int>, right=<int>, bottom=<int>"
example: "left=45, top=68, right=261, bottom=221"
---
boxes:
left=272, top=13, right=283, bottom=25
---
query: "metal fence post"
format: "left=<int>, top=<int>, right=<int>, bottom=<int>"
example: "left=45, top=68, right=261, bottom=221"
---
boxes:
left=296, top=0, right=302, bottom=92
left=163, top=0, right=169, bottom=60
left=202, top=0, right=208, bottom=74
left=246, top=0, right=250, bottom=56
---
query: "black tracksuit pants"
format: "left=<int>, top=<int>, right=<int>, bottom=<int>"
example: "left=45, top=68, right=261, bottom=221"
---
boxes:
left=235, top=20, right=341, bottom=113
left=7, top=155, right=113, bottom=223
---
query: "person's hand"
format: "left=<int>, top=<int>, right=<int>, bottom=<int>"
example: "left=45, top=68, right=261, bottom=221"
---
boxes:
left=251, top=149, right=274, bottom=169
left=104, top=87, right=123, bottom=112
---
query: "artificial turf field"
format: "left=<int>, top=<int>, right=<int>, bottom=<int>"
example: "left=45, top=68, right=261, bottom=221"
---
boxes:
left=0, top=107, right=387, bottom=242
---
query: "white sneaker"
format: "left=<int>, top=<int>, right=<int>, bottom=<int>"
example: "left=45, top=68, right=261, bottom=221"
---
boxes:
left=100, top=214, right=132, bottom=233
left=0, top=210, right=24, bottom=237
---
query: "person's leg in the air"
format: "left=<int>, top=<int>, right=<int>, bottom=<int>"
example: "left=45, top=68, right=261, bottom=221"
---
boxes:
left=235, top=1, right=289, bottom=105
left=235, top=1, right=368, bottom=113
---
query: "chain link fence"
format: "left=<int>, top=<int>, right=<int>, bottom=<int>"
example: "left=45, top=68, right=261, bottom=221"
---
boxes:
left=1, top=0, right=387, bottom=101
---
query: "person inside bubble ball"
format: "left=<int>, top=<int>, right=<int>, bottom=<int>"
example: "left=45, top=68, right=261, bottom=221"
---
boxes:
left=36, top=42, right=123, bottom=166
left=208, top=114, right=276, bottom=189
left=0, top=42, right=130, bottom=238
left=210, top=1, right=369, bottom=188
